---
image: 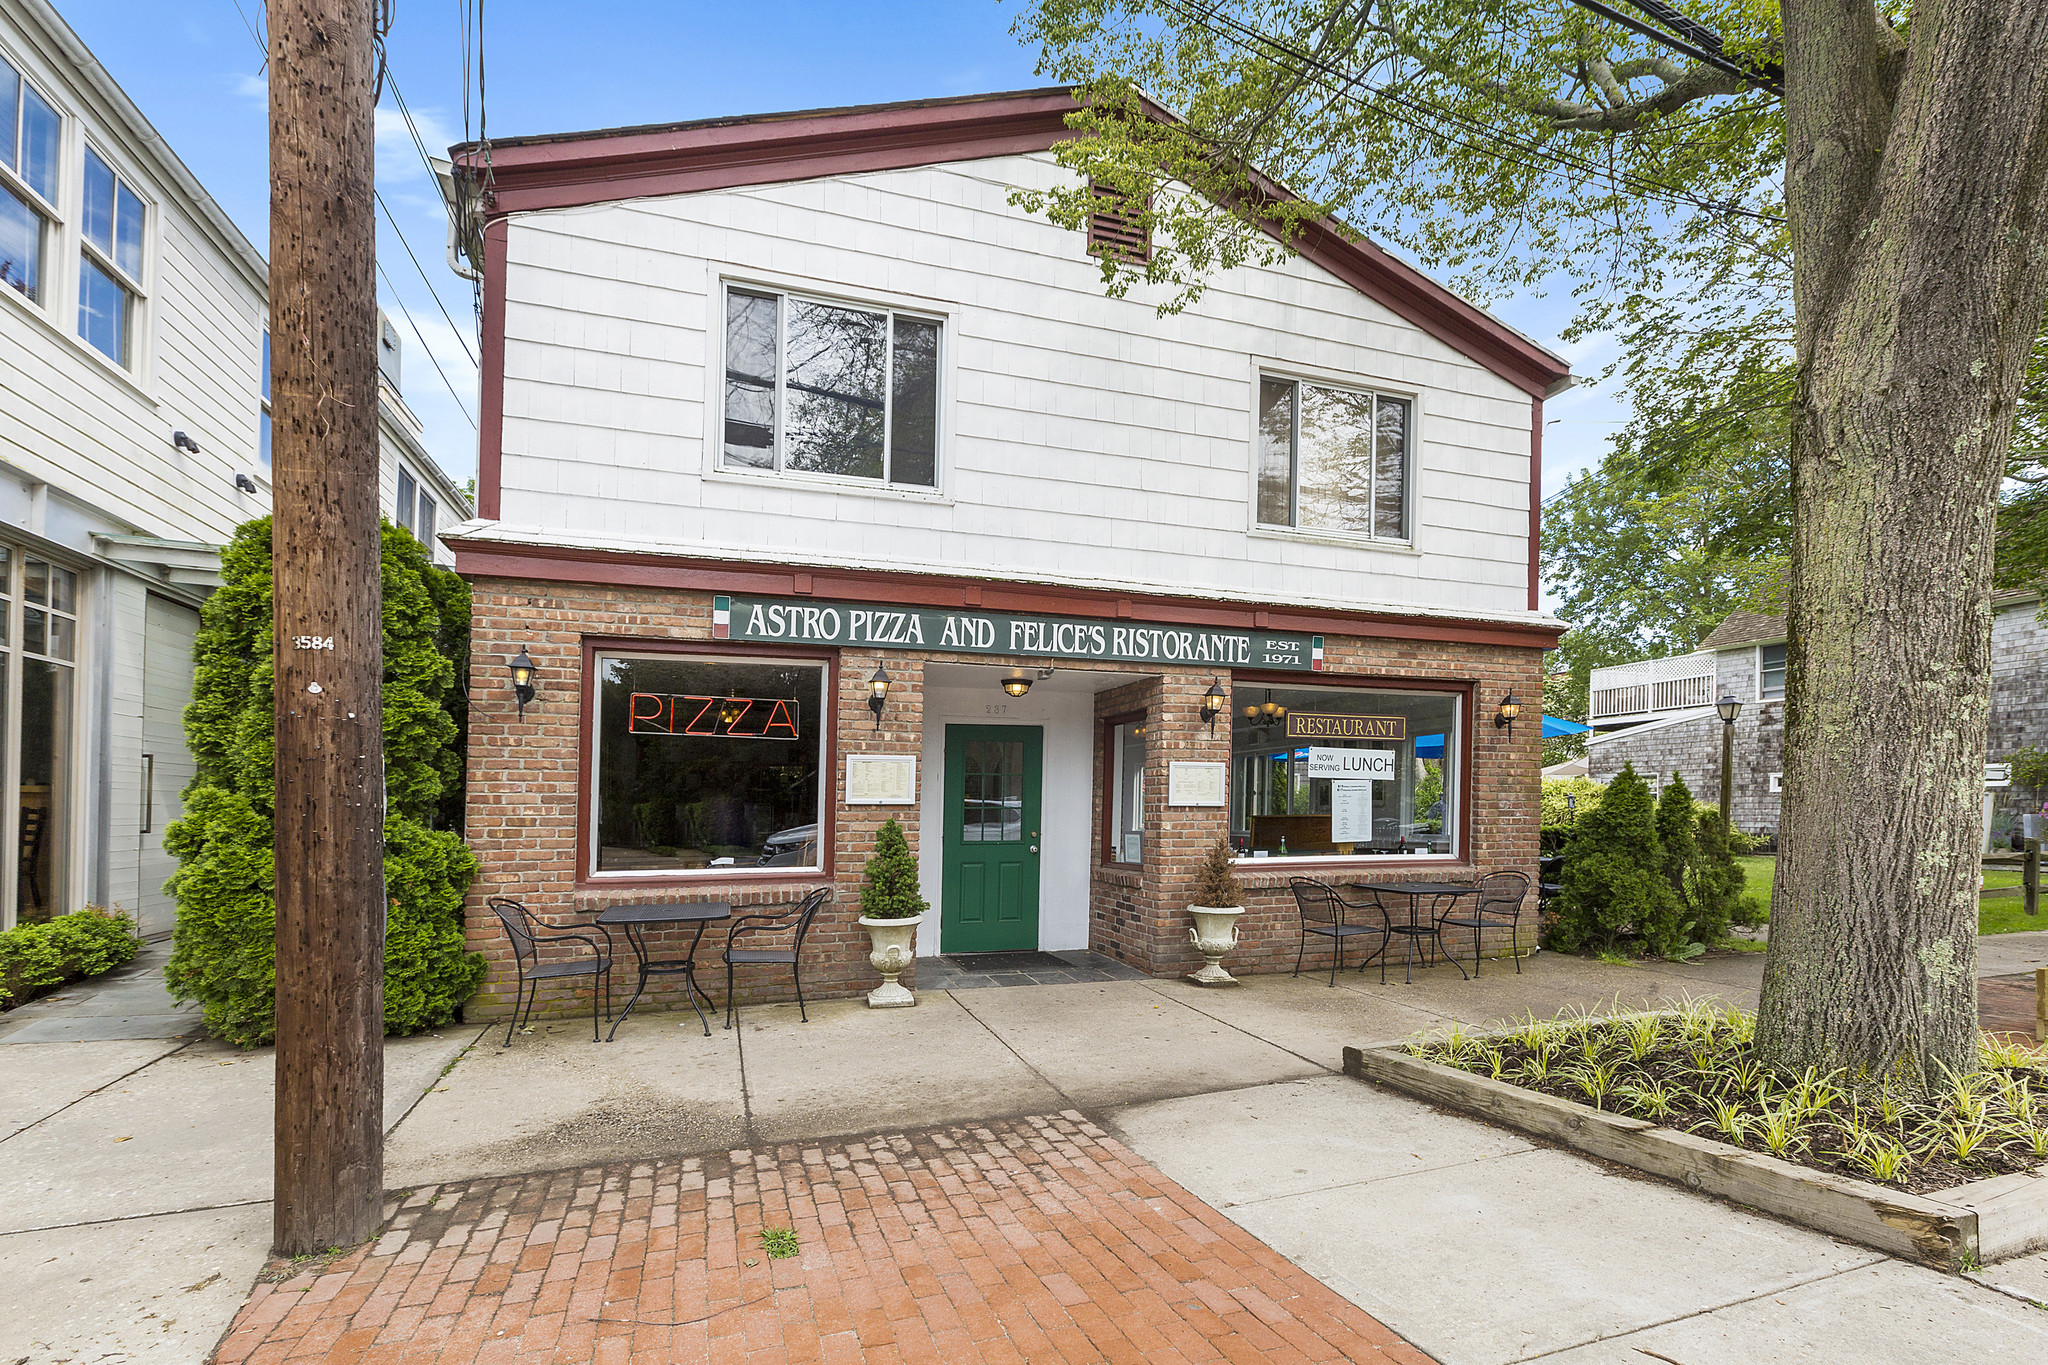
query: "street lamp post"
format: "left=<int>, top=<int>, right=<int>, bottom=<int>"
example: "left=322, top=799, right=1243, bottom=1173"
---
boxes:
left=1716, top=693, right=1742, bottom=826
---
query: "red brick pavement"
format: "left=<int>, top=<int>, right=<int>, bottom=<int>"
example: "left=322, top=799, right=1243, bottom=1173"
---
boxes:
left=211, top=1112, right=1434, bottom=1365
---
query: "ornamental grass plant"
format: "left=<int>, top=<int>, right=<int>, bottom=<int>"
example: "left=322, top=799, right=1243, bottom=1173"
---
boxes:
left=1408, top=1001, right=2048, bottom=1195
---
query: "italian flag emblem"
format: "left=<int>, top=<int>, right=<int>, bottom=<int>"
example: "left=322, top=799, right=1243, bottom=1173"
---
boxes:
left=1311, top=635, right=1325, bottom=671
left=712, top=595, right=732, bottom=639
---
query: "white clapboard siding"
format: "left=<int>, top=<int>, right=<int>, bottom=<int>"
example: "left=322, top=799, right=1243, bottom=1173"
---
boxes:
left=493, top=152, right=1539, bottom=617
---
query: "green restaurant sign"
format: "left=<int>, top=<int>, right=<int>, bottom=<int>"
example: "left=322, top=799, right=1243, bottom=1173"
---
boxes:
left=712, top=595, right=1324, bottom=671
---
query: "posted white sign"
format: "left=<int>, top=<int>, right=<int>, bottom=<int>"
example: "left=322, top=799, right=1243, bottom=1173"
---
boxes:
left=1331, top=780, right=1374, bottom=843
left=845, top=754, right=917, bottom=805
left=1302, top=747, right=1396, bottom=781
left=1168, top=761, right=1227, bottom=807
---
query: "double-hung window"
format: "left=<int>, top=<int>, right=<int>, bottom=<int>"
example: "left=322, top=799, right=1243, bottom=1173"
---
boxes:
left=0, top=52, right=60, bottom=304
left=721, top=285, right=940, bottom=488
left=1257, top=376, right=1411, bottom=541
left=1759, top=643, right=1787, bottom=700
left=78, top=145, right=145, bottom=366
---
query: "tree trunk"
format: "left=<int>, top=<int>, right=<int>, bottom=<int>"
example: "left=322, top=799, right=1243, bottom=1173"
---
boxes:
left=270, top=0, right=386, bottom=1253
left=1759, top=1, right=2048, bottom=1082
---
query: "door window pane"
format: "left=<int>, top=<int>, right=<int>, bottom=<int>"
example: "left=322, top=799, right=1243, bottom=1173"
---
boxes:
left=889, top=317, right=938, bottom=486
left=1374, top=397, right=1409, bottom=539
left=722, top=290, right=778, bottom=469
left=1257, top=378, right=1294, bottom=527
left=0, top=184, right=38, bottom=301
left=79, top=255, right=130, bottom=364
left=594, top=655, right=824, bottom=873
left=785, top=299, right=885, bottom=479
left=19, top=79, right=57, bottom=204
left=963, top=740, right=1024, bottom=843
left=19, top=657, right=71, bottom=922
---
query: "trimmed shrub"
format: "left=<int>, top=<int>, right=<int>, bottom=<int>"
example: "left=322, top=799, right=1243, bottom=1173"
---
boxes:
left=1687, top=809, right=1748, bottom=945
left=1540, top=777, right=1606, bottom=828
left=0, top=907, right=141, bottom=1007
left=859, top=818, right=927, bottom=920
left=1549, top=763, right=1677, bottom=954
left=1646, top=774, right=1702, bottom=958
left=164, top=518, right=483, bottom=1048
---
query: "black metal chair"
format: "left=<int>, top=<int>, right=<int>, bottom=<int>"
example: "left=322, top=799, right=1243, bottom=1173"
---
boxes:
left=487, top=897, right=613, bottom=1045
left=1435, top=871, right=1534, bottom=977
left=1288, top=878, right=1389, bottom=986
left=723, top=887, right=831, bottom=1029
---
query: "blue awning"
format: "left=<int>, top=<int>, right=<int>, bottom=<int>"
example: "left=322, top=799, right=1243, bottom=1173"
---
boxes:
left=1543, top=714, right=1590, bottom=737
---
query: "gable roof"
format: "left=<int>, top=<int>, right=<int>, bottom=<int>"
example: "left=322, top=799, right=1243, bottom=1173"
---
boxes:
left=1700, top=610, right=1785, bottom=651
left=449, top=88, right=1571, bottom=400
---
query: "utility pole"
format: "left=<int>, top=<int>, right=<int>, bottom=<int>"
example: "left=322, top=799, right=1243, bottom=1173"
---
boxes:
left=270, top=0, right=385, bottom=1256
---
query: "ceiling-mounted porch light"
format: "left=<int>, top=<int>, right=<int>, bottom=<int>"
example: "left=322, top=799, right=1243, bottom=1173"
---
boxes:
left=868, top=664, right=892, bottom=727
left=1001, top=670, right=1033, bottom=698
left=1200, top=678, right=1227, bottom=733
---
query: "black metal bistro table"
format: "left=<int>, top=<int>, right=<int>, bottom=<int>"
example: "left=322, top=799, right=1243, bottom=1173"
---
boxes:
left=1347, top=881, right=1478, bottom=983
left=596, top=901, right=732, bottom=1039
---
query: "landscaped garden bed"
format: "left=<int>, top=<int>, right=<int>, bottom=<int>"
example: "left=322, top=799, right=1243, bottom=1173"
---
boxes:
left=1407, top=1001, right=2047, bottom=1195
left=1345, top=1001, right=2048, bottom=1266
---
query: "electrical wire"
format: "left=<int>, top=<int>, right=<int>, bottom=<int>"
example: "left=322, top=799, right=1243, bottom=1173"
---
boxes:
left=376, top=189, right=479, bottom=368
left=376, top=258, right=479, bottom=428
left=226, top=0, right=266, bottom=64
left=1153, top=0, right=1781, bottom=228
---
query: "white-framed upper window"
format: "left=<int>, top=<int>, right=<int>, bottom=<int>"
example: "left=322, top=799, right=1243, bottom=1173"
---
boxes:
left=1759, top=642, right=1787, bottom=700
left=258, top=329, right=272, bottom=466
left=78, top=144, right=145, bottom=367
left=397, top=465, right=417, bottom=535
left=0, top=51, right=61, bottom=305
left=720, top=284, right=940, bottom=488
left=1257, top=375, right=1412, bottom=541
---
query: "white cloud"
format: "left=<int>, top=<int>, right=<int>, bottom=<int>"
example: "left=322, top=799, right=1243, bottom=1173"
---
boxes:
left=232, top=72, right=266, bottom=105
left=375, top=104, right=463, bottom=184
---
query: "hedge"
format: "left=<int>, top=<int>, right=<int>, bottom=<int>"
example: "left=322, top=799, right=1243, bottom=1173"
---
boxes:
left=0, top=907, right=141, bottom=1008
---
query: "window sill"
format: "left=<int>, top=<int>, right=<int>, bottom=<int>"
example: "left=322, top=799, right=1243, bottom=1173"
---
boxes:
left=576, top=867, right=830, bottom=890
left=703, top=466, right=953, bottom=507
left=1234, top=853, right=1460, bottom=870
left=1247, top=525, right=1419, bottom=556
left=1, top=281, right=156, bottom=405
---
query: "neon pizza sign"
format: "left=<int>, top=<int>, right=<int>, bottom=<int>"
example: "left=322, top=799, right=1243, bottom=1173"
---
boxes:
left=628, top=693, right=801, bottom=739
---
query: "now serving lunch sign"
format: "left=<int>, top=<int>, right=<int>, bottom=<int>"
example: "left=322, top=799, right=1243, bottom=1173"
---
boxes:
left=1300, top=747, right=1397, bottom=780
left=712, top=594, right=1322, bottom=671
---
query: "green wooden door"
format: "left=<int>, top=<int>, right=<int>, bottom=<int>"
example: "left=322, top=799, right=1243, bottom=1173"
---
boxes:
left=941, top=725, right=1043, bottom=953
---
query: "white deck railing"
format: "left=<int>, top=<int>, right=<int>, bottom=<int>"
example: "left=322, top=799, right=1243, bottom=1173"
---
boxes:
left=1589, top=651, right=1716, bottom=721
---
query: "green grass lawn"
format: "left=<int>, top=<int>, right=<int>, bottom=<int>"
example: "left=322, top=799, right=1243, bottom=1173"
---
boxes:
left=1734, top=855, right=2044, bottom=935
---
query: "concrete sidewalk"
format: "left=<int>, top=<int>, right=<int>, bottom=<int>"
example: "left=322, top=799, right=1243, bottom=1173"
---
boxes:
left=11, top=935, right=2048, bottom=1361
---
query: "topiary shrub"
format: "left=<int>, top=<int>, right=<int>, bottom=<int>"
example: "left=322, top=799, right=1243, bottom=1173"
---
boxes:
left=1647, top=773, right=1702, bottom=959
left=0, top=907, right=141, bottom=1007
left=1686, top=809, right=1747, bottom=945
left=1191, top=836, right=1243, bottom=907
left=164, top=518, right=483, bottom=1048
left=1548, top=763, right=1676, bottom=954
left=859, top=818, right=928, bottom=920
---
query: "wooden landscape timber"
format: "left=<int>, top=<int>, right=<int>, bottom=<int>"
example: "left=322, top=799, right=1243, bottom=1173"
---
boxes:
left=1344, top=1043, right=2048, bottom=1267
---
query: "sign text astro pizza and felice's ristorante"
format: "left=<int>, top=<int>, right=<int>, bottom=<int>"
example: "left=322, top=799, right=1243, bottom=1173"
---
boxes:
left=712, top=595, right=1325, bottom=671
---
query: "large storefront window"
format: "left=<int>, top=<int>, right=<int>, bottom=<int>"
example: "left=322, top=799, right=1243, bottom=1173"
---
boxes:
left=1231, top=684, right=1458, bottom=859
left=592, top=653, right=825, bottom=875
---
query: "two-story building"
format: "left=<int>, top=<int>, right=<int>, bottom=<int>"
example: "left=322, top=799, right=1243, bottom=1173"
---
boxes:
left=1586, top=592, right=2048, bottom=844
left=0, top=0, right=469, bottom=935
left=445, top=88, right=1571, bottom=1012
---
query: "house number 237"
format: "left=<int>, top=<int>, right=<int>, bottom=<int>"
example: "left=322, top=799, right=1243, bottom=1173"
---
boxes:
left=291, top=635, right=334, bottom=651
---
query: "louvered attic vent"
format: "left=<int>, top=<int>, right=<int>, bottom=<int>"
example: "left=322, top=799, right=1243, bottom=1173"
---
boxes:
left=1087, top=181, right=1153, bottom=264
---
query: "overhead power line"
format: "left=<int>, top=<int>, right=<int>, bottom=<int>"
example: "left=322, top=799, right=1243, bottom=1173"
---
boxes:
left=376, top=188, right=478, bottom=368
left=1573, top=0, right=1785, bottom=98
left=376, top=257, right=479, bottom=429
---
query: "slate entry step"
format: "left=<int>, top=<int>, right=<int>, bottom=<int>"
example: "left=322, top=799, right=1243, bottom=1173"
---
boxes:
left=919, top=949, right=1150, bottom=990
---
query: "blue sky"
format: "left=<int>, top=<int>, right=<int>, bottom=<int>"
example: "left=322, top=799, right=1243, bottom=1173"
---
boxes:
left=55, top=0, right=1625, bottom=506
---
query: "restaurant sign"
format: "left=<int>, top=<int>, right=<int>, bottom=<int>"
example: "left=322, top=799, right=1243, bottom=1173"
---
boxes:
left=713, top=595, right=1322, bottom=671
left=1285, top=712, right=1407, bottom=741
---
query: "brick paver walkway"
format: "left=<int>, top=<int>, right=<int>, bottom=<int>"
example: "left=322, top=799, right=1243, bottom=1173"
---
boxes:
left=1981, top=971, right=2042, bottom=1042
left=212, top=1112, right=1431, bottom=1364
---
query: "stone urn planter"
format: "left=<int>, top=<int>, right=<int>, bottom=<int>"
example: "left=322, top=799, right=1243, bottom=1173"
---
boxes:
left=859, top=914, right=922, bottom=1008
left=1186, top=905, right=1244, bottom=986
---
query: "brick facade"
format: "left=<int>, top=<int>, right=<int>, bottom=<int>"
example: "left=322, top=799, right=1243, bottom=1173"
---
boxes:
left=466, top=576, right=1547, bottom=1020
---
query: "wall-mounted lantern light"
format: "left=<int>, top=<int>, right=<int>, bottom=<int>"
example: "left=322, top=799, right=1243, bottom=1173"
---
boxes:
left=868, top=664, right=892, bottom=727
left=1001, top=669, right=1033, bottom=698
left=1200, top=677, right=1227, bottom=733
left=1495, top=691, right=1521, bottom=737
left=508, top=647, right=536, bottom=717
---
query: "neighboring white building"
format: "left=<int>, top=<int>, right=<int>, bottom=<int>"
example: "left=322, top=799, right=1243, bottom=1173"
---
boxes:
left=0, top=0, right=468, bottom=933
